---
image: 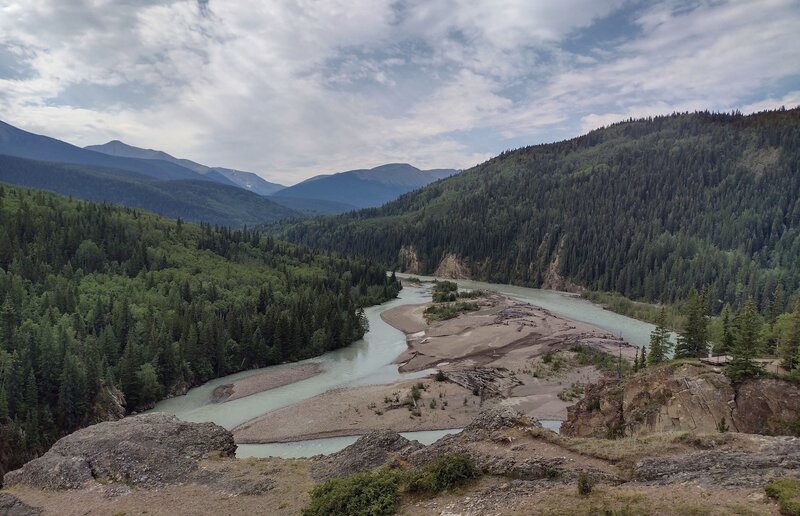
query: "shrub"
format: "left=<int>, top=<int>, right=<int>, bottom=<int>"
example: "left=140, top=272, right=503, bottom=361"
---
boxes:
left=766, top=478, right=800, bottom=515
left=409, top=454, right=480, bottom=493
left=303, top=470, right=400, bottom=516
left=716, top=417, right=729, bottom=433
left=577, top=471, right=594, bottom=496
left=434, top=370, right=447, bottom=382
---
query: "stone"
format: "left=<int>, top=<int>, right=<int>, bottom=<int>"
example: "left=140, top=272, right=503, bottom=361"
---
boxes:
left=310, top=430, right=424, bottom=481
left=0, top=493, right=42, bottom=516
left=3, top=414, right=235, bottom=490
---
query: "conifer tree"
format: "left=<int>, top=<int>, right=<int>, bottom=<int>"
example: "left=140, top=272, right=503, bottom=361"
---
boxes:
left=714, top=303, right=733, bottom=355
left=647, top=308, right=671, bottom=365
left=675, top=288, right=709, bottom=358
left=725, top=298, right=764, bottom=382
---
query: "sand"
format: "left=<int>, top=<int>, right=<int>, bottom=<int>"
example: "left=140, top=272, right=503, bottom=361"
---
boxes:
left=231, top=291, right=640, bottom=443
left=211, top=362, right=323, bottom=403
left=233, top=377, right=487, bottom=443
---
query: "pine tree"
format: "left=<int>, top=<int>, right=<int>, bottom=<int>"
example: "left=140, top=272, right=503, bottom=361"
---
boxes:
left=725, top=298, right=764, bottom=382
left=0, top=385, right=8, bottom=421
left=715, top=304, right=735, bottom=355
left=648, top=308, right=671, bottom=365
left=675, top=288, right=709, bottom=358
left=640, top=345, right=647, bottom=368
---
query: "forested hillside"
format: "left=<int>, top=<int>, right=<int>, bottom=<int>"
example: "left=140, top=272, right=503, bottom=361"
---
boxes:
left=0, top=155, right=300, bottom=227
left=284, top=108, right=800, bottom=312
left=0, top=183, right=400, bottom=481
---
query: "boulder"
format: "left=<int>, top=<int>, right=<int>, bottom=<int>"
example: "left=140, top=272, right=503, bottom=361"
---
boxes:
left=3, top=413, right=235, bottom=490
left=310, top=430, right=424, bottom=481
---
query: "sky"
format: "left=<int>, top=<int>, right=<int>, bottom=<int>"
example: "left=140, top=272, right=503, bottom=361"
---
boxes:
left=0, top=0, right=799, bottom=184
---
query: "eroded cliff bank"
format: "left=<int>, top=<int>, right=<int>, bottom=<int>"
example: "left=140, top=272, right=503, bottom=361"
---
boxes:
left=562, top=362, right=800, bottom=438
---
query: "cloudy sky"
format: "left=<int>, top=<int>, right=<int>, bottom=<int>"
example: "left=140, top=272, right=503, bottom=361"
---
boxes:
left=1, top=0, right=798, bottom=184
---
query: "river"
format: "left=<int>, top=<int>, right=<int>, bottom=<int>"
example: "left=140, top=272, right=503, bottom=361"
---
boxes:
left=152, top=277, right=656, bottom=458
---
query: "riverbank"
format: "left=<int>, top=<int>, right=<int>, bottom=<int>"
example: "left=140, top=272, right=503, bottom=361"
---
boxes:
left=232, top=289, right=639, bottom=444
left=233, top=377, right=481, bottom=443
left=210, top=363, right=323, bottom=403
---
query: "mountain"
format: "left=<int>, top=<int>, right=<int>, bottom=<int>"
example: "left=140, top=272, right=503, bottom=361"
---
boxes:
left=274, top=163, right=457, bottom=210
left=86, top=140, right=285, bottom=195
left=0, top=154, right=300, bottom=227
left=268, top=195, right=359, bottom=216
left=283, top=108, right=800, bottom=310
left=0, top=121, right=202, bottom=181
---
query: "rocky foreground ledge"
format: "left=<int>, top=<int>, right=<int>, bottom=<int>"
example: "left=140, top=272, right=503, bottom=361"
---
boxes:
left=2, top=404, right=800, bottom=514
left=3, top=414, right=236, bottom=490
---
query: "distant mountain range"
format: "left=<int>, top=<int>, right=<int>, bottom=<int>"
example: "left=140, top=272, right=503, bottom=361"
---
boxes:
left=274, top=163, right=457, bottom=209
left=0, top=120, right=459, bottom=224
left=0, top=122, right=299, bottom=226
left=85, top=140, right=285, bottom=196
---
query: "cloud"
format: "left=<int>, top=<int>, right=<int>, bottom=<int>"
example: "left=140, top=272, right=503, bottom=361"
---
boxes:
left=0, top=0, right=798, bottom=183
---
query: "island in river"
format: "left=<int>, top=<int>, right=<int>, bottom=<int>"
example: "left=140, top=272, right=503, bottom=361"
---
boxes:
left=232, top=288, right=638, bottom=444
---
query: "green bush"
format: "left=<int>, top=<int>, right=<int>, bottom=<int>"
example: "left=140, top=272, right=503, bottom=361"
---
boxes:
left=765, top=478, right=800, bottom=515
left=577, top=471, right=594, bottom=496
left=303, top=470, right=400, bottom=516
left=409, top=454, right=480, bottom=493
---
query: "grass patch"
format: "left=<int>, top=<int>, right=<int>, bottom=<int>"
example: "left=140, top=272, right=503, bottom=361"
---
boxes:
left=303, top=470, right=400, bottom=516
left=558, top=382, right=585, bottom=402
left=408, top=454, right=481, bottom=494
left=304, top=455, right=481, bottom=515
left=424, top=302, right=479, bottom=322
left=765, top=478, right=800, bottom=515
left=571, top=344, right=630, bottom=374
left=582, top=291, right=684, bottom=329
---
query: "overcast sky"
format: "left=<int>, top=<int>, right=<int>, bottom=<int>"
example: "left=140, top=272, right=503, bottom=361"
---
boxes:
left=1, top=0, right=799, bottom=184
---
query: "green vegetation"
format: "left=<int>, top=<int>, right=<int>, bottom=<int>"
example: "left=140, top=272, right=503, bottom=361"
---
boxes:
left=648, top=308, right=672, bottom=365
left=431, top=280, right=458, bottom=302
left=303, top=454, right=480, bottom=515
left=0, top=154, right=301, bottom=227
left=765, top=478, right=800, bottom=515
left=558, top=382, right=585, bottom=402
left=577, top=471, right=594, bottom=496
left=571, top=344, right=628, bottom=374
left=303, top=470, right=400, bottom=516
left=408, top=453, right=480, bottom=493
left=423, top=302, right=478, bottom=322
left=284, top=109, right=800, bottom=312
left=581, top=291, right=684, bottom=329
left=0, top=183, right=400, bottom=482
left=725, top=298, right=766, bottom=382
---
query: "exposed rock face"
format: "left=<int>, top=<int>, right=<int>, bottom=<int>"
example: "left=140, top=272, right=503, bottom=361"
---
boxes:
left=88, top=386, right=125, bottom=424
left=634, top=435, right=800, bottom=487
left=3, top=414, right=235, bottom=490
left=0, top=493, right=41, bottom=515
left=434, top=253, right=469, bottom=279
left=310, top=430, right=424, bottom=481
left=562, top=363, right=800, bottom=437
left=398, top=245, right=421, bottom=274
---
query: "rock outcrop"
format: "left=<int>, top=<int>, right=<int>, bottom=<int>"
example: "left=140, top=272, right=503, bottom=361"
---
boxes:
left=0, top=493, right=41, bottom=515
left=634, top=434, right=800, bottom=487
left=562, top=362, right=800, bottom=437
left=3, top=414, right=235, bottom=490
left=310, top=430, right=424, bottom=481
left=434, top=253, right=469, bottom=279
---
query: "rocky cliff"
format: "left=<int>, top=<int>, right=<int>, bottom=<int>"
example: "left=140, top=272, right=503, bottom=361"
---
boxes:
left=561, top=362, right=800, bottom=438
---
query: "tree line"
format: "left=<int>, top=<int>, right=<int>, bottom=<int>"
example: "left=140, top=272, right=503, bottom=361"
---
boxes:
left=283, top=108, right=800, bottom=315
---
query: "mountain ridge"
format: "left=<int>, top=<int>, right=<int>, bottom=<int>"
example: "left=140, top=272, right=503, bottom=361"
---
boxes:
left=282, top=108, right=800, bottom=310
